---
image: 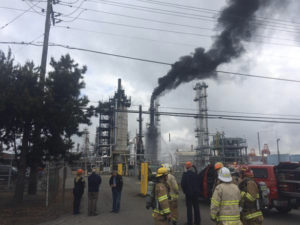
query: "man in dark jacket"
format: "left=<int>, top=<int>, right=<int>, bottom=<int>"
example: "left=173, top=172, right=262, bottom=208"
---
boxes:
left=88, top=168, right=102, bottom=216
left=109, top=170, right=123, bottom=213
left=73, top=169, right=85, bottom=215
left=181, top=162, right=201, bottom=225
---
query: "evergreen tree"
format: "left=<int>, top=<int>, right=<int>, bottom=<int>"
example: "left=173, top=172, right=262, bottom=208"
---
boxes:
left=0, top=50, right=94, bottom=202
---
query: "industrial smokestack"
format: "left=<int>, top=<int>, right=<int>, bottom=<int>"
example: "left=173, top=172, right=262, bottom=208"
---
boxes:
left=151, top=0, right=284, bottom=101
left=118, top=78, right=121, bottom=91
left=150, top=98, right=155, bottom=127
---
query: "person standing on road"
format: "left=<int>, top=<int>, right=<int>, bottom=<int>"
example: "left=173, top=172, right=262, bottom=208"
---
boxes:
left=239, top=166, right=263, bottom=225
left=73, top=169, right=85, bottom=215
left=88, top=168, right=102, bottom=216
left=210, top=167, right=242, bottom=225
left=109, top=170, right=123, bottom=213
left=152, top=167, right=171, bottom=225
left=165, top=165, right=179, bottom=225
left=181, top=161, right=201, bottom=225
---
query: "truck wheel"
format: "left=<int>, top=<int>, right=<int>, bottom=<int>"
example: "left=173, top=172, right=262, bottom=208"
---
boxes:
left=275, top=207, right=292, bottom=213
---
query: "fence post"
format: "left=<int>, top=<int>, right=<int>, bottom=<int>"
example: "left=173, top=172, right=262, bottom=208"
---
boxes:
left=7, top=159, right=12, bottom=189
left=46, top=162, right=50, bottom=207
left=62, top=162, right=67, bottom=205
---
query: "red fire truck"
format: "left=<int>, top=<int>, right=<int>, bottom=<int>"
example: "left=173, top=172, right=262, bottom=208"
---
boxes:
left=199, top=162, right=300, bottom=213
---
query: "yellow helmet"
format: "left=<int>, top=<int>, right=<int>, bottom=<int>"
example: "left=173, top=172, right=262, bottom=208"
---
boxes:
left=156, top=167, right=168, bottom=177
left=161, top=163, right=171, bottom=172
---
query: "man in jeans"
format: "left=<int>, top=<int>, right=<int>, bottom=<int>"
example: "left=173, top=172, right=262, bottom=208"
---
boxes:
left=88, top=168, right=102, bottom=216
left=109, top=170, right=123, bottom=213
left=181, top=161, right=201, bottom=225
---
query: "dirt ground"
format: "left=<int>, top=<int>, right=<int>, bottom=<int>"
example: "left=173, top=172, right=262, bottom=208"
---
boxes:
left=0, top=189, right=73, bottom=225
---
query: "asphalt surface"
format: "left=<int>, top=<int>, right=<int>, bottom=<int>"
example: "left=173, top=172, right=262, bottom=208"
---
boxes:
left=38, top=176, right=300, bottom=225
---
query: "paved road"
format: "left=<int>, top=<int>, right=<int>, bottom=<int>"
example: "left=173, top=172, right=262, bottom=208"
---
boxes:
left=38, top=176, right=300, bottom=225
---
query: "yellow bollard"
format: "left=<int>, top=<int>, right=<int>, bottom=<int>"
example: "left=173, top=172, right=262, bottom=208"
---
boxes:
left=118, top=163, right=123, bottom=175
left=140, top=162, right=148, bottom=196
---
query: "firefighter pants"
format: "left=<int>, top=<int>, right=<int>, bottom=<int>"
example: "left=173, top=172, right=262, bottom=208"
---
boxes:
left=242, top=216, right=263, bottom=225
left=153, top=213, right=169, bottom=225
left=217, top=221, right=243, bottom=225
left=169, top=199, right=178, bottom=222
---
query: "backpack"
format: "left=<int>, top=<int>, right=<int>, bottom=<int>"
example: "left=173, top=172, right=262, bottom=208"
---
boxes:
left=146, top=181, right=156, bottom=210
left=256, top=181, right=270, bottom=210
left=239, top=178, right=269, bottom=210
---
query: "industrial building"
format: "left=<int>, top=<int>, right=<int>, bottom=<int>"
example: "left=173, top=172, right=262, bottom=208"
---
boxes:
left=193, top=82, right=248, bottom=168
left=210, top=133, right=248, bottom=164
left=96, top=79, right=131, bottom=171
left=145, top=101, right=161, bottom=164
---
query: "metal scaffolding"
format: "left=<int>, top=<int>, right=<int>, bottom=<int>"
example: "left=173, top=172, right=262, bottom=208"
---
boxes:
left=194, top=82, right=210, bottom=168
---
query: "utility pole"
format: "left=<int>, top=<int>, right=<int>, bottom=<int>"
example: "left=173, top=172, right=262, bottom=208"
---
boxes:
left=83, top=128, right=90, bottom=176
left=277, top=138, right=280, bottom=164
left=257, top=132, right=261, bottom=155
left=40, top=0, right=61, bottom=82
left=137, top=105, right=144, bottom=163
left=40, top=0, right=53, bottom=82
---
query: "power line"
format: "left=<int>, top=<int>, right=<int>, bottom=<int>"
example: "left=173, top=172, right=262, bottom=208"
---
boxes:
left=134, top=0, right=300, bottom=29
left=58, top=2, right=300, bottom=44
left=58, top=2, right=213, bottom=31
left=61, top=0, right=87, bottom=17
left=24, top=0, right=46, bottom=16
left=14, top=33, right=44, bottom=53
left=122, top=109, right=300, bottom=124
left=0, top=6, right=45, bottom=16
left=2, top=5, right=300, bottom=46
left=132, top=104, right=300, bottom=119
left=59, top=0, right=82, bottom=4
left=158, top=106, right=300, bottom=119
left=0, top=1, right=41, bottom=30
left=55, top=23, right=300, bottom=50
left=87, top=0, right=300, bottom=33
left=57, top=17, right=214, bottom=38
left=1, top=41, right=300, bottom=84
left=86, top=0, right=216, bottom=22
left=57, top=14, right=300, bottom=48
left=54, top=25, right=197, bottom=47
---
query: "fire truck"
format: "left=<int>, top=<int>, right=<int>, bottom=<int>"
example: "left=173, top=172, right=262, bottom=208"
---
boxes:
left=198, top=162, right=300, bottom=213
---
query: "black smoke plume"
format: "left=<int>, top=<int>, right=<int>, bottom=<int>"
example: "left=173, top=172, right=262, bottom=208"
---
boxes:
left=151, top=0, right=278, bottom=102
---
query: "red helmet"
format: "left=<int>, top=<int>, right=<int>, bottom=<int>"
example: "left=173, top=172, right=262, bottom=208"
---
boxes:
left=77, top=169, right=83, bottom=175
left=185, top=161, right=192, bottom=169
left=240, top=166, right=254, bottom=177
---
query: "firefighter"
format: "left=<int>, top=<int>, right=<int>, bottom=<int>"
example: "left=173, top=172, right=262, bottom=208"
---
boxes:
left=165, top=165, right=179, bottom=225
left=239, top=166, right=263, bottom=225
left=210, top=167, right=242, bottom=225
left=212, top=162, right=224, bottom=193
left=152, top=167, right=171, bottom=225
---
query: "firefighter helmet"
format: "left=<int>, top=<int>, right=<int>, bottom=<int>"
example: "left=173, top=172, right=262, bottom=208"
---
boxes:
left=156, top=167, right=168, bottom=177
left=185, top=161, right=192, bottom=169
left=214, top=162, right=224, bottom=170
left=240, top=165, right=254, bottom=177
left=218, top=167, right=233, bottom=182
left=77, top=169, right=83, bottom=175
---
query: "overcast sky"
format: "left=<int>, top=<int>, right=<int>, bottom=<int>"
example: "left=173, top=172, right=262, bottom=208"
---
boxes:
left=1, top=0, right=300, bottom=156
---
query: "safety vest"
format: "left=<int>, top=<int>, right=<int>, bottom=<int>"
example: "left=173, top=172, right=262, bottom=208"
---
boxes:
left=239, top=178, right=263, bottom=221
left=152, top=182, right=171, bottom=216
left=210, top=183, right=241, bottom=222
left=167, top=173, right=179, bottom=200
